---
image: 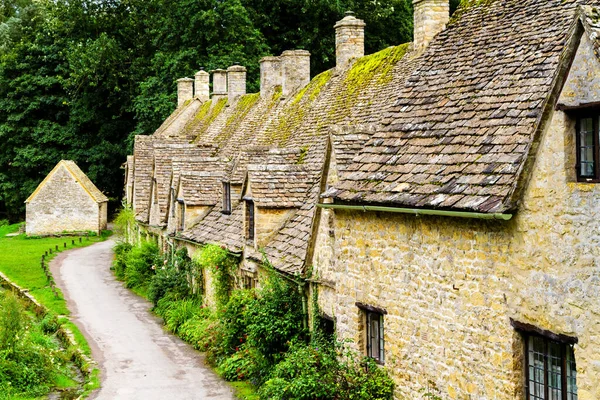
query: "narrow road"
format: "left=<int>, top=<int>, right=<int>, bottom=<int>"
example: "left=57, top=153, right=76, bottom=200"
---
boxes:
left=51, top=239, right=235, bottom=400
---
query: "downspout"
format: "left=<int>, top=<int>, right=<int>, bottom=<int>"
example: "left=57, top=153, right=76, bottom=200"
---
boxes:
left=317, top=203, right=513, bottom=220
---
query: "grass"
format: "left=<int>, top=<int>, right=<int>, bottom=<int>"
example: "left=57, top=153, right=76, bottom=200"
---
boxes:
left=0, top=222, right=110, bottom=398
left=229, top=381, right=259, bottom=400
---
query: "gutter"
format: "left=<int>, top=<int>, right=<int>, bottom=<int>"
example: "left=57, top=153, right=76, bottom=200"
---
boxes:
left=317, top=203, right=513, bottom=221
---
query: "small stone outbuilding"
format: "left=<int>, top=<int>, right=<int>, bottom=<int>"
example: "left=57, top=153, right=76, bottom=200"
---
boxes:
left=26, top=160, right=108, bottom=236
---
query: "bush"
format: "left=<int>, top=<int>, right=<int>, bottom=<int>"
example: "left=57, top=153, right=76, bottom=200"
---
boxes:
left=259, top=339, right=395, bottom=400
left=148, top=248, right=196, bottom=305
left=112, top=242, right=132, bottom=280
left=39, top=312, right=60, bottom=334
left=162, top=298, right=203, bottom=333
left=124, top=241, right=160, bottom=289
left=245, top=274, right=306, bottom=365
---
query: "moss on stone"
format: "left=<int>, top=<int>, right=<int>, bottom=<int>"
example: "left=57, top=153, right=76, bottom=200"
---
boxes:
left=266, top=69, right=333, bottom=145
left=191, top=98, right=227, bottom=142
left=344, top=44, right=410, bottom=96
left=213, top=93, right=261, bottom=145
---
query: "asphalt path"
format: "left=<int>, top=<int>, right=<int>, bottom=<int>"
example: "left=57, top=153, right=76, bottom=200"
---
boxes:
left=51, top=239, right=235, bottom=400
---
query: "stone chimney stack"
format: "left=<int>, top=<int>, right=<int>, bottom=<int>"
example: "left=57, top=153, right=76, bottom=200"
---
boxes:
left=260, top=56, right=282, bottom=97
left=227, top=64, right=247, bottom=100
left=281, top=50, right=311, bottom=97
left=176, top=78, right=194, bottom=107
left=212, top=69, right=228, bottom=100
left=194, top=69, right=210, bottom=102
left=334, top=11, right=366, bottom=71
left=413, top=0, right=449, bottom=51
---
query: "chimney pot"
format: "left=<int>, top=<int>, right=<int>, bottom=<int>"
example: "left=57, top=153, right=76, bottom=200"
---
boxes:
left=211, top=69, right=228, bottom=100
left=280, top=50, right=310, bottom=97
left=176, top=77, right=194, bottom=107
left=194, top=70, right=210, bottom=102
left=227, top=65, right=247, bottom=100
left=260, top=56, right=282, bottom=97
left=413, top=0, right=449, bottom=51
left=334, top=12, right=366, bottom=71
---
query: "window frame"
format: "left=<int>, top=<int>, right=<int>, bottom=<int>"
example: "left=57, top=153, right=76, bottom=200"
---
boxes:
left=178, top=199, right=185, bottom=232
left=356, top=302, right=386, bottom=365
left=575, top=113, right=600, bottom=182
left=222, top=181, right=231, bottom=215
left=511, top=319, right=578, bottom=400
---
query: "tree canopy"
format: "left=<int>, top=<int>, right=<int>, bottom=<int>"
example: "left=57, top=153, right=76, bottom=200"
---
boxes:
left=0, top=0, right=461, bottom=219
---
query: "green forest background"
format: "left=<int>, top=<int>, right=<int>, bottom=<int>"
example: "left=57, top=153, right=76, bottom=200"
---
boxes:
left=0, top=0, right=460, bottom=219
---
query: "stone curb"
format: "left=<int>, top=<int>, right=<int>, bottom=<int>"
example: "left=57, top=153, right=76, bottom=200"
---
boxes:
left=0, top=271, right=96, bottom=377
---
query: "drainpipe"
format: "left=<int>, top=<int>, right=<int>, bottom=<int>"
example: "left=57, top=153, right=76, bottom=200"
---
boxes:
left=317, top=203, right=513, bottom=220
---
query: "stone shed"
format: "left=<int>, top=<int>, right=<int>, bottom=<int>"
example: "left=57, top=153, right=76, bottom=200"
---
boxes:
left=25, top=160, right=108, bottom=235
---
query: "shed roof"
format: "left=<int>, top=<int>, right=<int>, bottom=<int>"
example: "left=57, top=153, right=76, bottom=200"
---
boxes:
left=26, top=160, right=108, bottom=204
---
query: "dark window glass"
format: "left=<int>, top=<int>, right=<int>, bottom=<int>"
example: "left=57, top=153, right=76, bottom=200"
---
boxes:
left=577, top=116, right=599, bottom=181
left=222, top=182, right=231, bottom=214
left=526, top=335, right=577, bottom=400
left=179, top=202, right=185, bottom=231
left=246, top=200, right=254, bottom=240
left=366, top=311, right=384, bottom=364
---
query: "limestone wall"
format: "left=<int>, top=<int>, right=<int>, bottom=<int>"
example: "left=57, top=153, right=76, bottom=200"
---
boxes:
left=558, top=34, right=600, bottom=108
left=312, top=109, right=600, bottom=399
left=26, top=166, right=102, bottom=235
left=254, top=207, right=295, bottom=248
left=413, top=0, right=449, bottom=51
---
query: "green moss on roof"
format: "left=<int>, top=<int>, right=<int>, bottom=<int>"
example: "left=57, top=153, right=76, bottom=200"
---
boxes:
left=344, top=43, right=410, bottom=95
left=214, top=93, right=261, bottom=144
left=267, top=69, right=333, bottom=145
left=191, top=98, right=227, bottom=142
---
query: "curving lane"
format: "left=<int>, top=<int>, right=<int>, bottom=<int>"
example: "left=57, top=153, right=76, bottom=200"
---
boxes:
left=51, top=239, right=235, bottom=400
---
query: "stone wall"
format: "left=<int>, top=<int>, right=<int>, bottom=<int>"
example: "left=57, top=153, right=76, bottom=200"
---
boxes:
left=413, top=0, right=449, bottom=51
left=253, top=207, right=295, bottom=248
left=227, top=65, right=247, bottom=100
left=558, top=34, right=600, bottom=108
left=312, top=108, right=600, bottom=399
left=281, top=50, right=311, bottom=97
left=26, top=166, right=102, bottom=235
left=260, top=56, right=282, bottom=97
left=176, top=78, right=194, bottom=108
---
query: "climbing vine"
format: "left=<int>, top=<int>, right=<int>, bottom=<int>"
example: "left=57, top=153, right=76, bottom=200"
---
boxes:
left=194, top=244, right=239, bottom=308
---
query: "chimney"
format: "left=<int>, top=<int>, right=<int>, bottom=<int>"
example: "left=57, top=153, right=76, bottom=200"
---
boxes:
left=176, top=78, right=194, bottom=107
left=280, top=50, right=310, bottom=97
left=260, top=56, right=282, bottom=97
left=334, top=11, right=366, bottom=71
left=227, top=64, right=247, bottom=100
left=212, top=69, right=228, bottom=101
left=413, top=0, right=449, bottom=51
left=194, top=69, right=210, bottom=102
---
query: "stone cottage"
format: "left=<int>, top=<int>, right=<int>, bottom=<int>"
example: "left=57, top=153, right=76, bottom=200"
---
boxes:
left=125, top=0, right=600, bottom=398
left=26, top=160, right=108, bottom=235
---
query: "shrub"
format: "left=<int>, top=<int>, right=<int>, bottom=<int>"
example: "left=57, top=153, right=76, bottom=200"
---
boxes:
left=246, top=274, right=306, bottom=365
left=0, top=292, right=24, bottom=354
left=124, top=241, right=160, bottom=289
left=194, top=244, right=238, bottom=307
left=148, top=248, right=196, bottom=305
left=112, top=242, right=132, bottom=280
left=39, top=312, right=60, bottom=334
left=219, top=344, right=266, bottom=382
left=162, top=298, right=203, bottom=333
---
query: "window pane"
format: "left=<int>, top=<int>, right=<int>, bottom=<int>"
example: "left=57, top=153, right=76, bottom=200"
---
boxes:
left=528, top=336, right=545, bottom=400
left=548, top=341, right=562, bottom=399
left=567, top=346, right=578, bottom=400
left=379, top=315, right=385, bottom=363
left=370, top=315, right=379, bottom=359
left=579, top=118, right=595, bottom=178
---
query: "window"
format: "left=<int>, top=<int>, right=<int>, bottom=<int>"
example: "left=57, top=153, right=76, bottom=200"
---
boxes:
left=178, top=200, right=185, bottom=231
left=576, top=115, right=599, bottom=182
left=243, top=274, right=257, bottom=289
left=356, top=302, right=386, bottom=364
left=222, top=182, right=231, bottom=214
left=512, top=320, right=578, bottom=400
left=246, top=200, right=255, bottom=241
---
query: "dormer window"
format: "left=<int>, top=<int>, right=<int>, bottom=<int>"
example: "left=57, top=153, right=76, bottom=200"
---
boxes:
left=222, top=182, right=231, bottom=214
left=246, top=200, right=255, bottom=241
left=576, top=115, right=599, bottom=182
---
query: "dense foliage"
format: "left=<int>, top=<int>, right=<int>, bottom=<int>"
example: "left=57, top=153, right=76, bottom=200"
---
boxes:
left=114, top=239, right=396, bottom=399
left=0, top=0, right=469, bottom=220
left=0, top=291, right=80, bottom=398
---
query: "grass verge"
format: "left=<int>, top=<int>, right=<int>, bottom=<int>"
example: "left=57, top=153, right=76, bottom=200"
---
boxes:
left=0, top=223, right=109, bottom=398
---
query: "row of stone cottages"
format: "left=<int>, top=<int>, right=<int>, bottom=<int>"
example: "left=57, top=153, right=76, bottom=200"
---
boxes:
left=124, top=0, right=600, bottom=398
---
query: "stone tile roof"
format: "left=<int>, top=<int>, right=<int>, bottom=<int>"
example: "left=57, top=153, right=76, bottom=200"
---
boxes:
left=580, top=5, right=600, bottom=58
left=132, top=0, right=594, bottom=274
left=133, top=135, right=154, bottom=222
left=26, top=160, right=108, bottom=204
left=179, top=175, right=223, bottom=206
left=179, top=200, right=245, bottom=252
left=325, top=0, right=589, bottom=213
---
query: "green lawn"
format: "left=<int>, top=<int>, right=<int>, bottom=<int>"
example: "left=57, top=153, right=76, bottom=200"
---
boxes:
left=0, top=223, right=109, bottom=398
left=0, top=223, right=109, bottom=315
